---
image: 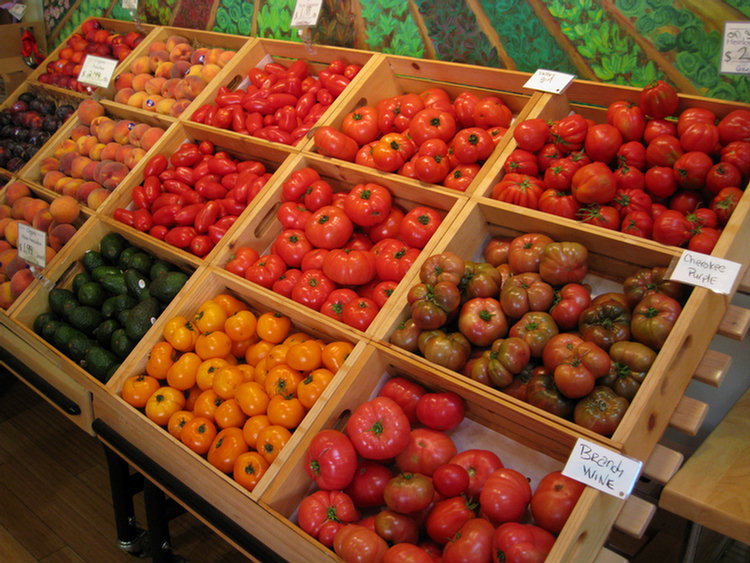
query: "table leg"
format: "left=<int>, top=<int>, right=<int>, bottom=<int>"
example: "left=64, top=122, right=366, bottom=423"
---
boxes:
left=103, top=444, right=148, bottom=556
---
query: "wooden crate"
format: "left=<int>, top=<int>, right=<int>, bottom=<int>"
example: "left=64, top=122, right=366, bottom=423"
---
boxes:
left=183, top=38, right=378, bottom=148
left=17, top=99, right=175, bottom=211
left=298, top=53, right=544, bottom=196
left=212, top=150, right=468, bottom=339
left=95, top=120, right=297, bottom=263
left=8, top=216, right=202, bottom=413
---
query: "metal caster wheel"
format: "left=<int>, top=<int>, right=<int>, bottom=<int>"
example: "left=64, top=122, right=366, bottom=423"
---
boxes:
left=117, top=527, right=150, bottom=558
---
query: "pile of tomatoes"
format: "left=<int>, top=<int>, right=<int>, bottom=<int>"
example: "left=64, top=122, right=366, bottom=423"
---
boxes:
left=390, top=232, right=686, bottom=436
left=497, top=80, right=749, bottom=254
left=313, top=86, right=513, bottom=191
left=296, top=377, right=585, bottom=563
left=112, top=141, right=273, bottom=257
left=224, top=166, right=445, bottom=331
left=119, top=293, right=354, bottom=492
left=190, top=58, right=362, bottom=146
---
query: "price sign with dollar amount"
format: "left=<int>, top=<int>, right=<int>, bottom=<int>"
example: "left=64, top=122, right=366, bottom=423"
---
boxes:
left=721, top=21, right=750, bottom=74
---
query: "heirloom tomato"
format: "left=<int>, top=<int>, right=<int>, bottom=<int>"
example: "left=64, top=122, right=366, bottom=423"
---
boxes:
left=720, top=140, right=750, bottom=178
left=378, top=377, right=426, bottom=424
left=646, top=134, right=683, bottom=167
left=578, top=299, right=632, bottom=351
left=571, top=162, right=616, bottom=204
left=718, top=109, right=750, bottom=144
left=584, top=123, right=622, bottom=164
left=508, top=312, right=559, bottom=357
left=710, top=186, right=743, bottom=225
left=543, top=334, right=611, bottom=398
left=374, top=509, right=419, bottom=545
left=607, top=101, right=646, bottom=142
left=504, top=149, right=539, bottom=176
left=492, top=522, right=555, bottom=563
left=526, top=367, right=575, bottom=418
left=500, top=274, right=554, bottom=319
left=418, top=330, right=472, bottom=372
left=384, top=472, right=434, bottom=514
left=600, top=340, right=656, bottom=400
left=346, top=396, right=411, bottom=460
left=549, top=283, right=591, bottom=331
left=433, top=463, right=471, bottom=498
left=551, top=113, right=588, bottom=153
left=638, top=80, right=679, bottom=119
left=449, top=448, right=504, bottom=498
left=574, top=386, right=629, bottom=436
left=426, top=495, right=477, bottom=545
left=631, top=292, right=681, bottom=349
left=538, top=241, right=588, bottom=286
left=652, top=210, right=692, bottom=247
left=644, top=165, right=678, bottom=199
left=291, top=269, right=335, bottom=310
left=491, top=173, right=544, bottom=209
left=479, top=468, right=532, bottom=524
left=305, top=429, right=357, bottom=490
left=673, top=151, right=713, bottom=190
left=442, top=518, right=495, bottom=563
left=507, top=233, right=553, bottom=274
left=530, top=471, right=585, bottom=534
left=538, top=189, right=579, bottom=220
left=705, top=162, right=742, bottom=196
left=322, top=248, right=377, bottom=286
left=458, top=297, right=509, bottom=346
left=416, top=391, right=465, bottom=431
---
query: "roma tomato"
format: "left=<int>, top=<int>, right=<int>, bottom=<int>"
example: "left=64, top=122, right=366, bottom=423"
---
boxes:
left=305, top=429, right=358, bottom=490
left=314, top=126, right=358, bottom=161
left=346, top=396, right=411, bottom=460
left=530, top=471, right=585, bottom=534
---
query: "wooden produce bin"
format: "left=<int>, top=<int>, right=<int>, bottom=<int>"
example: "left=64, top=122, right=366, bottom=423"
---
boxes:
left=259, top=342, right=621, bottom=563
left=96, top=119, right=296, bottom=263
left=8, top=216, right=201, bottom=433
left=93, top=267, right=367, bottom=543
left=17, top=100, right=175, bottom=212
left=299, top=53, right=543, bottom=196
left=213, top=150, right=467, bottom=339
left=184, top=38, right=378, bottom=148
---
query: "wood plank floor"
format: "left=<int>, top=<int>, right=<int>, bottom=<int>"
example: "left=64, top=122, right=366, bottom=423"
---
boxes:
left=0, top=369, right=250, bottom=563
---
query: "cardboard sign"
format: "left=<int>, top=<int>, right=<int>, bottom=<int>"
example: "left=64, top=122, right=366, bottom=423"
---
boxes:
left=524, top=69, right=575, bottom=94
left=78, top=55, right=118, bottom=88
left=670, top=250, right=742, bottom=295
left=720, top=21, right=750, bottom=74
left=17, top=223, right=47, bottom=268
left=291, top=0, right=323, bottom=28
left=563, top=438, right=642, bottom=498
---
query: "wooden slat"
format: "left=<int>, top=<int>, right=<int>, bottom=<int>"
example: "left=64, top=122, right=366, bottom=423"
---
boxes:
left=594, top=547, right=629, bottom=563
left=668, top=395, right=708, bottom=436
left=614, top=495, right=656, bottom=539
left=692, top=349, right=732, bottom=387
left=717, top=304, right=750, bottom=341
left=642, top=444, right=684, bottom=485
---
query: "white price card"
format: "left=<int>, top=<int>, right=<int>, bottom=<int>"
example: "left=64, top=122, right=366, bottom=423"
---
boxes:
left=563, top=438, right=642, bottom=499
left=78, top=55, right=118, bottom=88
left=122, top=0, right=138, bottom=11
left=17, top=223, right=47, bottom=268
left=720, top=21, right=750, bottom=74
left=9, top=3, right=26, bottom=19
left=291, top=0, right=323, bottom=28
left=669, top=250, right=742, bottom=295
left=524, top=69, right=575, bottom=94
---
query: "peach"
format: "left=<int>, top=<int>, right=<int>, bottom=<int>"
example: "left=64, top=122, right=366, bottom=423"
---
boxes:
left=75, top=134, right=99, bottom=156
left=9, top=269, right=34, bottom=299
left=173, top=79, right=189, bottom=100
left=101, top=142, right=121, bottom=162
left=32, top=208, right=54, bottom=232
left=169, top=42, right=193, bottom=63
left=94, top=161, right=129, bottom=190
left=39, top=157, right=61, bottom=175
left=53, top=175, right=72, bottom=195
left=140, top=127, right=164, bottom=150
left=0, top=205, right=10, bottom=219
left=89, top=115, right=113, bottom=138
left=148, top=41, right=168, bottom=54
left=128, top=123, right=151, bottom=146
left=127, top=91, right=148, bottom=109
left=4, top=220, right=24, bottom=246
left=78, top=99, right=105, bottom=126
left=68, top=125, right=91, bottom=142
left=113, top=120, right=136, bottom=145
left=182, top=74, right=207, bottom=100
left=201, top=63, right=221, bottom=83
left=0, top=248, right=17, bottom=274
left=0, top=281, right=13, bottom=309
left=165, top=35, right=190, bottom=52
left=131, top=72, right=153, bottom=92
left=160, top=77, right=180, bottom=98
left=76, top=181, right=101, bottom=203
left=11, top=197, right=33, bottom=219
left=81, top=160, right=99, bottom=182
left=21, top=199, right=48, bottom=224
left=86, top=188, right=110, bottom=210
left=148, top=49, right=170, bottom=72
left=169, top=99, right=192, bottom=118
left=114, top=145, right=132, bottom=164
left=43, top=170, right=66, bottom=191
left=6, top=256, right=29, bottom=280
left=142, top=94, right=163, bottom=112
left=53, top=138, right=78, bottom=159
left=145, top=76, right=166, bottom=95
left=114, top=71, right=134, bottom=91
left=58, top=152, right=79, bottom=176
left=45, top=246, right=57, bottom=265
left=114, top=87, right=135, bottom=105
left=154, top=61, right=174, bottom=79
left=124, top=148, right=146, bottom=169
left=185, top=65, right=205, bottom=80
left=48, top=223, right=77, bottom=249
left=217, top=50, right=235, bottom=68
left=190, top=48, right=209, bottom=65
left=0, top=240, right=10, bottom=253
left=95, top=120, right=116, bottom=144
left=89, top=142, right=107, bottom=160
left=49, top=195, right=80, bottom=224
left=130, top=55, right=151, bottom=75
left=60, top=178, right=86, bottom=199
left=170, top=60, right=191, bottom=79
left=70, top=155, right=93, bottom=178
left=204, top=48, right=222, bottom=65
left=3, top=181, right=31, bottom=205
left=154, top=98, right=176, bottom=116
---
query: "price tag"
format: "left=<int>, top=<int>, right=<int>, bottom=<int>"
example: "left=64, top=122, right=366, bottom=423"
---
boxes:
left=524, top=69, right=575, bottom=94
left=122, top=0, right=138, bottom=11
left=669, top=250, right=742, bottom=294
left=77, top=55, right=118, bottom=88
left=9, top=3, right=26, bottom=19
left=563, top=438, right=642, bottom=499
left=291, top=0, right=323, bottom=28
left=17, top=223, right=48, bottom=268
left=720, top=21, right=750, bottom=74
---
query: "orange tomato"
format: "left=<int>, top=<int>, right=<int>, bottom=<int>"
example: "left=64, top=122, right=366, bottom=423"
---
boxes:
left=224, top=310, right=258, bottom=342
left=167, top=410, right=195, bottom=440
left=195, top=357, right=229, bottom=390
left=146, top=342, right=175, bottom=380
left=207, top=427, right=248, bottom=473
left=236, top=363, right=255, bottom=382
left=256, top=312, right=291, bottom=343
left=266, top=344, right=290, bottom=369
left=234, top=381, right=270, bottom=417
left=180, top=416, right=217, bottom=455
left=283, top=331, right=311, bottom=346
left=267, top=395, right=305, bottom=429
left=195, top=330, right=233, bottom=360
left=286, top=339, right=323, bottom=372
left=256, top=424, right=292, bottom=464
left=297, top=368, right=335, bottom=409
left=233, top=451, right=269, bottom=492
left=253, top=357, right=270, bottom=386
left=322, top=340, right=354, bottom=372
left=222, top=353, right=239, bottom=365
left=145, top=386, right=185, bottom=426
left=242, top=414, right=271, bottom=449
left=121, top=374, right=160, bottom=408
left=231, top=336, right=257, bottom=359
left=264, top=364, right=303, bottom=398
left=163, top=316, right=198, bottom=352
left=244, top=339, right=275, bottom=366
left=212, top=365, right=244, bottom=399
left=184, top=386, right=201, bottom=411
left=213, top=398, right=247, bottom=429
left=194, top=300, right=228, bottom=333
left=166, top=352, right=202, bottom=390
left=212, top=293, right=248, bottom=316
left=192, top=388, right=223, bottom=421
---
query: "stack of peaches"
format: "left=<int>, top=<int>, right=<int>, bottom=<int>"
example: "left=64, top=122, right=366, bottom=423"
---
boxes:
left=0, top=181, right=82, bottom=308
left=37, top=100, right=166, bottom=209
left=113, top=34, right=236, bottom=117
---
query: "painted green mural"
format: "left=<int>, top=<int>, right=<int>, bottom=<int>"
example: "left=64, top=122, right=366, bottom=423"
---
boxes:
left=43, top=0, right=750, bottom=102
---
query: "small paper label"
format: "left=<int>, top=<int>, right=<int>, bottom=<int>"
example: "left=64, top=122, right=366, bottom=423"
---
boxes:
left=17, top=223, right=47, bottom=268
left=720, top=21, right=750, bottom=74
left=563, top=438, right=642, bottom=498
left=670, top=250, right=742, bottom=294
left=524, top=69, right=576, bottom=94
left=122, top=0, right=138, bottom=11
left=78, top=55, right=118, bottom=88
left=9, top=3, right=26, bottom=19
left=291, top=0, right=323, bottom=28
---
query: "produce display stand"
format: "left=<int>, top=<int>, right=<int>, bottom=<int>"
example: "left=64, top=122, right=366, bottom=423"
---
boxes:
left=0, top=17, right=749, bottom=563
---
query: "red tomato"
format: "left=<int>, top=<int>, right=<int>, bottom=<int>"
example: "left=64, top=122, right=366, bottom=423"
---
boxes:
left=322, top=249, right=377, bottom=286
left=479, top=468, right=533, bottom=525
left=449, top=449, right=504, bottom=498
left=334, top=524, right=388, bottom=563
left=291, top=269, right=335, bottom=310
left=607, top=101, right=646, bottom=142
left=652, top=210, right=693, bottom=246
left=299, top=490, right=360, bottom=541
left=513, top=118, right=550, bottom=152
left=442, top=518, right=494, bottom=563
left=704, top=162, right=742, bottom=196
left=344, top=183, right=393, bottom=227
left=530, top=470, right=585, bottom=534
left=551, top=113, right=588, bottom=153
left=346, top=396, right=411, bottom=460
left=378, top=377, right=426, bottom=424
left=305, top=429, right=358, bottom=490
left=644, top=165, right=678, bottom=199
left=433, top=463, right=471, bottom=498
left=584, top=123, right=622, bottom=163
left=718, top=109, right=750, bottom=145
left=425, top=495, right=477, bottom=545
left=688, top=227, right=721, bottom=254
left=646, top=134, right=683, bottom=167
left=342, top=297, right=380, bottom=331
left=395, top=428, right=458, bottom=476
left=538, top=189, right=579, bottom=220
left=721, top=140, right=750, bottom=178
left=305, top=205, right=354, bottom=249
left=345, top=460, right=394, bottom=508
left=450, top=127, right=495, bottom=164
left=314, top=126, right=358, bottom=161
left=638, top=80, right=679, bottom=119
left=399, top=206, right=442, bottom=249
left=673, top=151, right=713, bottom=190
left=416, top=391, right=465, bottom=431
left=492, top=522, right=555, bottom=563
left=383, top=472, right=434, bottom=514
left=710, top=186, right=743, bottom=225
left=410, top=108, right=457, bottom=146
left=383, top=543, right=433, bottom=563
left=342, top=106, right=380, bottom=146
left=273, top=229, right=313, bottom=268
left=571, top=162, right=616, bottom=204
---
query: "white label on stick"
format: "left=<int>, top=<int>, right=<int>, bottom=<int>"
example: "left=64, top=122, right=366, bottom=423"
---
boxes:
left=291, top=0, right=323, bottom=28
left=563, top=438, right=642, bottom=498
left=9, top=3, right=26, bottom=19
left=720, top=21, right=750, bottom=74
left=670, top=250, right=742, bottom=295
left=78, top=55, right=118, bottom=88
left=524, top=69, right=575, bottom=94
left=122, top=0, right=138, bottom=10
left=17, top=223, right=47, bottom=268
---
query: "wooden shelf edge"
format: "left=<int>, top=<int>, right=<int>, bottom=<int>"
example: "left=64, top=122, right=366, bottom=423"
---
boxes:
left=717, top=304, right=750, bottom=341
left=668, top=395, right=708, bottom=436
left=692, top=349, right=732, bottom=388
left=614, top=494, right=656, bottom=539
left=642, top=444, right=684, bottom=485
left=595, top=547, right=629, bottom=563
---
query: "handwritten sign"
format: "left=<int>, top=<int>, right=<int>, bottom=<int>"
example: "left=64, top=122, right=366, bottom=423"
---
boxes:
left=524, top=69, right=575, bottom=94
left=17, top=223, right=47, bottom=268
left=78, top=55, right=118, bottom=88
left=122, top=0, right=138, bottom=11
left=291, top=0, right=323, bottom=28
left=670, top=250, right=742, bottom=294
left=563, top=438, right=642, bottom=498
left=721, top=21, right=750, bottom=74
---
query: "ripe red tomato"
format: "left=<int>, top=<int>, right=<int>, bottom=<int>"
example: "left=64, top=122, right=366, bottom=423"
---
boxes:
left=638, top=80, right=679, bottom=119
left=492, top=522, right=555, bottom=563
left=652, top=210, right=693, bottom=246
left=305, top=429, right=358, bottom=490
left=299, top=490, right=359, bottom=540
left=333, top=524, right=388, bottom=563
left=344, top=183, right=392, bottom=227
left=571, top=162, right=616, bottom=204
left=673, top=151, right=713, bottom=190
left=378, top=377, right=426, bottom=424
left=399, top=206, right=442, bottom=249
left=345, top=460, right=394, bottom=508
left=342, top=297, right=379, bottom=331
left=513, top=118, right=550, bottom=152
left=433, top=463, right=471, bottom=498
left=710, top=186, right=743, bottom=225
left=305, top=205, right=354, bottom=249
left=395, top=428, right=458, bottom=476
left=442, top=518, right=494, bottom=563
left=449, top=449, right=504, bottom=498
left=644, top=165, right=678, bottom=199
left=584, top=123, right=623, bottom=163
left=416, top=391, right=465, bottom=431
left=383, top=472, right=434, bottom=513
left=530, top=470, right=585, bottom=534
left=705, top=162, right=742, bottom=196
left=479, top=468, right=533, bottom=525
left=717, top=109, right=750, bottom=144
left=607, top=101, right=646, bottom=142
left=425, top=495, right=477, bottom=545
left=346, top=396, right=411, bottom=460
left=646, top=134, right=683, bottom=167
left=314, top=126, right=358, bottom=161
left=322, top=249, right=377, bottom=286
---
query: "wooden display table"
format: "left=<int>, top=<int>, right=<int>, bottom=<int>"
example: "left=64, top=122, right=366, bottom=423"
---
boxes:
left=660, top=386, right=750, bottom=549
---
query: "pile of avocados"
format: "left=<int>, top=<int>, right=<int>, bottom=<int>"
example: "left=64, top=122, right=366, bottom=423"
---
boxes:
left=33, top=232, right=189, bottom=383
